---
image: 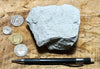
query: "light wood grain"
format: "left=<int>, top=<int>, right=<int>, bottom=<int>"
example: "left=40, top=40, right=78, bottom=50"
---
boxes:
left=0, top=0, right=100, bottom=69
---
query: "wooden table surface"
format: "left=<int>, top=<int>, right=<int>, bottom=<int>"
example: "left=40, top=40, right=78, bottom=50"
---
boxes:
left=0, top=0, right=100, bottom=69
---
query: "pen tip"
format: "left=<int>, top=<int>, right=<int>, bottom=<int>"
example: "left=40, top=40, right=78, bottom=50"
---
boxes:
left=12, top=59, right=24, bottom=63
left=12, top=59, right=21, bottom=63
left=91, top=59, right=95, bottom=63
left=12, top=60, right=18, bottom=63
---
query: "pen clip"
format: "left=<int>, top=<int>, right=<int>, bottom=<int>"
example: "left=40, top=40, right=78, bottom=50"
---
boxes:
left=65, top=62, right=84, bottom=67
left=67, top=64, right=84, bottom=67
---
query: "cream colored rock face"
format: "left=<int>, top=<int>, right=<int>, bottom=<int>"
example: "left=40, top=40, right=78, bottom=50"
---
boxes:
left=9, top=33, right=23, bottom=44
left=26, top=4, right=80, bottom=50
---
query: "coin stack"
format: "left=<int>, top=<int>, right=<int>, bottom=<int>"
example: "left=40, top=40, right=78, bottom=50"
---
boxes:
left=3, top=15, right=28, bottom=57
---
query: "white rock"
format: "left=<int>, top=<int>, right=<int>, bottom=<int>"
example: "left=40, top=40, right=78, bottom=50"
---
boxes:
left=26, top=4, right=80, bottom=50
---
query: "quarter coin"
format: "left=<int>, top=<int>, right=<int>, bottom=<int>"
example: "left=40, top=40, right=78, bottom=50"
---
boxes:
left=3, top=26, right=12, bottom=35
left=9, top=33, right=23, bottom=44
left=14, top=44, right=28, bottom=57
left=11, top=15, right=24, bottom=26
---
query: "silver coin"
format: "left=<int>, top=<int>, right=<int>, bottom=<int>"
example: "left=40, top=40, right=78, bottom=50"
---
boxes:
left=14, top=44, right=28, bottom=57
left=3, top=26, right=12, bottom=35
left=11, top=15, right=24, bottom=26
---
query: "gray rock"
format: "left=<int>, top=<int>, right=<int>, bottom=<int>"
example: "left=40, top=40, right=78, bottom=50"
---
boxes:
left=26, top=4, right=80, bottom=50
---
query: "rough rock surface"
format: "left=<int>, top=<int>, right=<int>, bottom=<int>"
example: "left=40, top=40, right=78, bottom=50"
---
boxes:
left=26, top=4, right=80, bottom=50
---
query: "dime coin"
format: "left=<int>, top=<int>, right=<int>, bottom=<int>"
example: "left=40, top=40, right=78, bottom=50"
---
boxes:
left=14, top=44, right=28, bottom=57
left=11, top=15, right=24, bottom=26
left=9, top=33, right=23, bottom=44
left=3, top=26, right=12, bottom=35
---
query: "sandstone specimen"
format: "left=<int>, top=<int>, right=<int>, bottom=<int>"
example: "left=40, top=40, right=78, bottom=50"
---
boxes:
left=26, top=4, right=80, bottom=50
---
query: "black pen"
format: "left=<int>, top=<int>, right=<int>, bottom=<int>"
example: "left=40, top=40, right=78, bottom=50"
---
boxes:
left=12, top=58, right=94, bottom=66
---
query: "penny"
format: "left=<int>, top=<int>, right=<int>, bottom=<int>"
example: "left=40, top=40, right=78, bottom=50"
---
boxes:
left=3, top=26, right=12, bottom=35
left=9, top=33, right=23, bottom=44
left=11, top=15, right=24, bottom=26
left=14, top=44, right=28, bottom=57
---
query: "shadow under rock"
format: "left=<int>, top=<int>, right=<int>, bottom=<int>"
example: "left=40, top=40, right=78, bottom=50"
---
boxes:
left=26, top=25, right=77, bottom=55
